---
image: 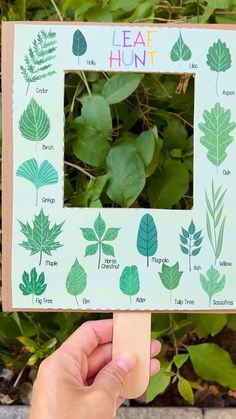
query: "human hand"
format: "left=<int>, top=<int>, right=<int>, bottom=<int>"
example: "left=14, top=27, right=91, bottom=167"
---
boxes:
left=29, top=319, right=161, bottom=419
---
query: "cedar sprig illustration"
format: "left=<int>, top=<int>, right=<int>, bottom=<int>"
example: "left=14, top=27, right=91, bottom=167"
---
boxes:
left=19, top=267, right=47, bottom=304
left=20, top=29, right=57, bottom=95
left=180, top=220, right=203, bottom=272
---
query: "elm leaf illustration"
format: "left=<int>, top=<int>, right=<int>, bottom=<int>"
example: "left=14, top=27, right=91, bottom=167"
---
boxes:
left=206, top=39, right=231, bottom=97
left=19, top=267, right=47, bottom=304
left=137, top=213, right=158, bottom=267
left=159, top=262, right=183, bottom=304
left=200, top=266, right=226, bottom=307
left=170, top=32, right=192, bottom=62
left=72, top=29, right=87, bottom=63
left=19, top=98, right=50, bottom=149
left=66, top=258, right=87, bottom=306
left=120, top=265, right=140, bottom=303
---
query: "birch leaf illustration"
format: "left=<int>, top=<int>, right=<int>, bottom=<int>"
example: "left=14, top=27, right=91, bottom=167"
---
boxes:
left=170, top=32, right=192, bottom=62
left=200, top=266, right=226, bottom=307
left=19, top=267, right=47, bottom=304
left=72, top=29, right=87, bottom=63
left=16, top=159, right=58, bottom=206
left=198, top=103, right=236, bottom=170
left=19, top=99, right=50, bottom=148
left=120, top=265, right=140, bottom=303
left=159, top=262, right=183, bottom=304
left=137, top=213, right=158, bottom=267
left=66, top=259, right=87, bottom=306
left=207, top=39, right=231, bottom=97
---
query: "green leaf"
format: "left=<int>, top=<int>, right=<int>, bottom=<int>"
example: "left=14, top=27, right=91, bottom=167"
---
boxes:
left=192, top=247, right=201, bottom=256
left=200, top=266, right=226, bottom=306
left=180, top=245, right=189, bottom=255
left=137, top=213, right=158, bottom=267
left=72, top=30, right=87, bottom=63
left=174, top=353, right=189, bottom=369
left=119, top=265, right=140, bottom=302
left=215, top=216, right=226, bottom=259
left=178, top=377, right=194, bottom=405
left=207, top=39, right=231, bottom=73
left=180, top=235, right=188, bottom=245
left=94, top=213, right=106, bottom=239
left=66, top=258, right=87, bottom=303
left=170, top=32, right=192, bottom=62
left=146, top=362, right=172, bottom=403
left=102, top=73, right=143, bottom=104
left=182, top=228, right=189, bottom=239
left=19, top=268, right=47, bottom=303
left=188, top=220, right=195, bottom=235
left=19, top=99, right=50, bottom=143
left=85, top=243, right=98, bottom=256
left=80, top=228, right=98, bottom=242
left=159, top=262, right=183, bottom=291
left=103, top=228, right=120, bottom=241
left=227, top=315, right=236, bottom=331
left=102, top=243, right=114, bottom=256
left=187, top=314, right=227, bottom=339
left=135, top=128, right=157, bottom=176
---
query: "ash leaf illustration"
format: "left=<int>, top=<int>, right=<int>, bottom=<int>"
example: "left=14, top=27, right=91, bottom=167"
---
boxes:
left=19, top=267, right=47, bottom=304
left=19, top=99, right=50, bottom=149
left=72, top=29, right=87, bottom=63
left=200, top=265, right=226, bottom=307
left=207, top=39, right=231, bottom=97
left=20, top=29, right=57, bottom=95
left=198, top=103, right=236, bottom=171
left=16, top=158, right=58, bottom=206
left=66, top=258, right=87, bottom=307
left=170, top=32, right=192, bottom=62
left=137, top=213, right=158, bottom=267
left=120, top=265, right=140, bottom=303
left=180, top=220, right=203, bottom=271
left=159, top=262, right=183, bottom=304
left=18, top=209, right=64, bottom=266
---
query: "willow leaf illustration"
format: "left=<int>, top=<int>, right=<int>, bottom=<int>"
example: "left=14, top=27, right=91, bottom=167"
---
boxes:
left=20, top=29, right=57, bottom=95
left=72, top=29, right=87, bottom=63
left=119, top=265, right=140, bottom=303
left=207, top=39, right=231, bottom=97
left=159, top=262, right=183, bottom=304
left=170, top=32, right=192, bottom=62
left=180, top=220, right=203, bottom=271
left=198, top=103, right=236, bottom=171
left=137, top=213, right=158, bottom=267
left=16, top=159, right=58, bottom=206
left=19, top=267, right=47, bottom=304
left=200, top=266, right=226, bottom=307
left=19, top=99, right=50, bottom=149
left=66, top=259, right=87, bottom=306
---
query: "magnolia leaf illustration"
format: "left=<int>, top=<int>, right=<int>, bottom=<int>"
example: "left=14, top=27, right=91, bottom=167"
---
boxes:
left=170, top=32, right=192, bottom=62
left=20, top=29, right=57, bottom=95
left=137, top=213, right=158, bottom=267
left=19, top=99, right=50, bottom=148
left=19, top=267, right=47, bottom=304
left=200, top=266, right=226, bottom=307
left=159, top=262, right=183, bottom=304
left=180, top=220, right=203, bottom=271
left=198, top=103, right=236, bottom=170
left=120, top=265, right=140, bottom=303
left=16, top=158, right=58, bottom=206
left=19, top=209, right=64, bottom=266
left=66, top=258, right=87, bottom=306
left=72, top=29, right=87, bottom=63
left=207, top=39, right=231, bottom=97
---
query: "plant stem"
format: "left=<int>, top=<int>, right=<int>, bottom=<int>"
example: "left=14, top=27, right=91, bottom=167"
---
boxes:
left=39, top=250, right=43, bottom=266
left=64, top=161, right=95, bottom=179
left=32, top=293, right=34, bottom=305
left=19, top=0, right=26, bottom=20
left=98, top=242, right=102, bottom=269
left=216, top=72, right=219, bottom=98
left=170, top=290, right=172, bottom=304
left=26, top=82, right=30, bottom=96
left=36, top=188, right=39, bottom=207
left=147, top=255, right=149, bottom=267
left=129, top=296, right=132, bottom=303
left=75, top=295, right=79, bottom=307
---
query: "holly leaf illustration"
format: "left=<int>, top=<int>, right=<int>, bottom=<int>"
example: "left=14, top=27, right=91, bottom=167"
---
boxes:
left=66, top=258, right=87, bottom=306
left=19, top=98, right=50, bottom=148
left=200, top=265, right=226, bottom=307
left=206, top=39, right=231, bottom=96
left=159, top=262, right=183, bottom=303
left=120, top=265, right=140, bottom=303
left=170, top=32, right=192, bottom=62
left=19, top=267, right=47, bottom=304
left=72, top=29, right=87, bottom=63
left=137, top=213, right=158, bottom=267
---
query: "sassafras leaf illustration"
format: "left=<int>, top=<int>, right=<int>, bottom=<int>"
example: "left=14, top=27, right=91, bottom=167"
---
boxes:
left=200, top=266, right=226, bottom=307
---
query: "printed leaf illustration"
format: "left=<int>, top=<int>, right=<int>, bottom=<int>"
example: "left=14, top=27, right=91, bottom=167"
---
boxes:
left=137, top=213, right=158, bottom=267
left=66, top=258, right=87, bottom=306
left=81, top=213, right=120, bottom=269
left=198, top=103, right=236, bottom=170
left=20, top=29, right=57, bottom=95
left=206, top=39, right=231, bottom=97
left=159, top=262, right=183, bottom=304
left=170, top=32, right=192, bottom=62
left=205, top=181, right=227, bottom=265
left=16, top=158, right=58, bottom=206
left=19, top=99, right=51, bottom=149
left=120, top=265, right=140, bottom=303
left=200, top=266, right=226, bottom=307
left=180, top=220, right=203, bottom=271
left=19, top=209, right=64, bottom=266
left=19, top=267, right=47, bottom=304
left=72, top=29, right=87, bottom=63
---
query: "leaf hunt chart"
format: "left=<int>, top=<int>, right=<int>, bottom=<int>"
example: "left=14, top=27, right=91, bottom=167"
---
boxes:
left=6, top=23, right=236, bottom=311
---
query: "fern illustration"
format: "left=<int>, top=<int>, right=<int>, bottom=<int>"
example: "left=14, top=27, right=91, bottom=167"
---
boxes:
left=20, top=29, right=57, bottom=95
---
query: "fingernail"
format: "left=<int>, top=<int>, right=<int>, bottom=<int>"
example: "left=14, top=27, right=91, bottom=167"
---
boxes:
left=114, top=351, right=136, bottom=373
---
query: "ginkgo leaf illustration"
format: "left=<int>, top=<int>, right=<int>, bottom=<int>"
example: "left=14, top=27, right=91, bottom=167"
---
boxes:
left=170, top=32, right=192, bottom=62
left=19, top=99, right=50, bottom=149
left=19, top=267, right=47, bottom=304
left=16, top=158, right=58, bottom=206
left=198, top=103, right=236, bottom=170
left=159, top=262, right=183, bottom=304
left=120, top=265, right=140, bottom=303
left=200, top=266, right=226, bottom=307
left=66, top=258, right=87, bottom=306
left=206, top=39, right=231, bottom=97
left=137, top=213, right=158, bottom=267
left=19, top=209, right=64, bottom=266
left=72, top=29, right=87, bottom=63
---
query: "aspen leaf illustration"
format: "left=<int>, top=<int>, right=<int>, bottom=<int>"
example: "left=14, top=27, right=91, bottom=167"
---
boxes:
left=207, top=39, right=231, bottom=97
left=198, top=103, right=236, bottom=171
left=137, top=213, right=158, bottom=267
left=159, top=262, right=183, bottom=304
left=200, top=266, right=226, bottom=307
left=16, top=159, right=58, bottom=206
left=66, top=258, right=87, bottom=307
left=120, top=265, right=140, bottom=303
left=19, top=99, right=50, bottom=149
left=170, top=32, right=192, bottom=62
left=72, top=29, right=87, bottom=63
left=19, top=267, right=47, bottom=305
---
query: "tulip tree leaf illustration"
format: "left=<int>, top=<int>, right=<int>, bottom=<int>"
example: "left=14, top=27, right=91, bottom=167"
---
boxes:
left=19, top=209, right=64, bottom=266
left=198, top=103, right=236, bottom=170
left=159, top=262, right=183, bottom=304
left=20, top=29, right=57, bottom=95
left=19, top=99, right=50, bottom=149
left=137, top=213, right=158, bottom=267
left=206, top=39, right=232, bottom=97
left=200, top=266, right=226, bottom=307
left=19, top=267, right=47, bottom=304
left=72, top=29, right=87, bottom=63
left=16, top=158, right=58, bottom=206
left=180, top=220, right=203, bottom=271
left=120, top=265, right=140, bottom=303
left=66, top=258, right=87, bottom=306
left=170, top=32, right=192, bottom=62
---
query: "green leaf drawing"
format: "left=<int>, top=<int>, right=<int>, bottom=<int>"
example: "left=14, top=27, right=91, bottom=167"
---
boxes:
left=170, top=32, right=192, bottom=62
left=20, top=29, right=57, bottom=95
left=81, top=213, right=120, bottom=269
left=180, top=220, right=203, bottom=271
left=205, top=181, right=226, bottom=265
left=19, top=209, right=64, bottom=266
left=137, top=213, right=158, bottom=267
left=120, top=265, right=140, bottom=303
left=19, top=267, right=47, bottom=304
left=66, top=258, right=87, bottom=306
left=16, top=158, right=58, bottom=206
left=206, top=39, right=231, bottom=97
left=200, top=265, right=226, bottom=307
left=198, top=103, right=236, bottom=170
left=159, top=262, right=183, bottom=304
left=72, top=29, right=87, bottom=63
left=19, top=99, right=51, bottom=149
